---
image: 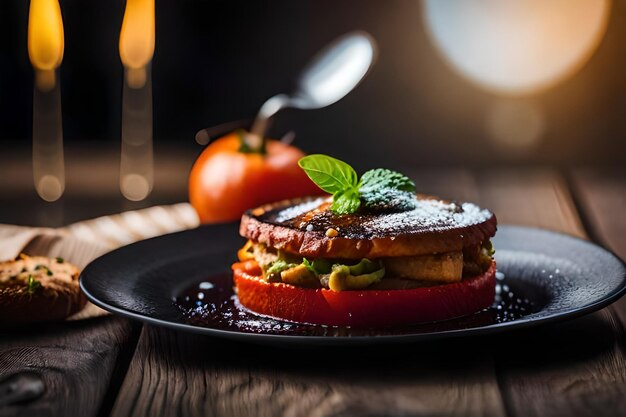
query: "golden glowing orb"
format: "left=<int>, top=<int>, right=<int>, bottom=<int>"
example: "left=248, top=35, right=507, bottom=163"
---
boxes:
left=423, top=0, right=611, bottom=96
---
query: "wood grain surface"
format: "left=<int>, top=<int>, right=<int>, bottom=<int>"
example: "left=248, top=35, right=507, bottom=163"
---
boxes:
left=416, top=168, right=626, bottom=417
left=0, top=317, right=138, bottom=417
left=571, top=168, right=626, bottom=323
left=474, top=169, right=626, bottom=417
left=112, top=326, right=507, bottom=417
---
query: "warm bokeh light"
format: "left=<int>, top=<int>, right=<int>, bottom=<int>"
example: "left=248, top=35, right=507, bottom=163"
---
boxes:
left=32, top=84, right=65, bottom=203
left=36, top=174, right=64, bottom=202
left=119, top=0, right=155, bottom=201
left=121, top=173, right=151, bottom=201
left=422, top=0, right=611, bottom=96
left=28, top=0, right=64, bottom=91
left=486, top=100, right=545, bottom=150
left=119, top=75, right=154, bottom=201
left=119, top=0, right=155, bottom=88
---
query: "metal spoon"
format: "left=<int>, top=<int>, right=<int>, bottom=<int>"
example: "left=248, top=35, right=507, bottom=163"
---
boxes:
left=247, top=31, right=377, bottom=147
left=195, top=31, right=377, bottom=147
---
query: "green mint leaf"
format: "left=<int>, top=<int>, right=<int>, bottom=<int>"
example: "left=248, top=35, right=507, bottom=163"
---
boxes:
left=332, top=188, right=361, bottom=215
left=27, top=275, right=41, bottom=295
left=361, top=188, right=417, bottom=212
left=360, top=168, right=415, bottom=193
left=359, top=168, right=416, bottom=212
left=298, top=154, right=359, bottom=195
left=298, top=155, right=418, bottom=215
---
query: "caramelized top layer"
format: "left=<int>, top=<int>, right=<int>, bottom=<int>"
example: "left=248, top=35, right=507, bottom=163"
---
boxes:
left=240, top=196, right=497, bottom=259
left=253, top=195, right=493, bottom=239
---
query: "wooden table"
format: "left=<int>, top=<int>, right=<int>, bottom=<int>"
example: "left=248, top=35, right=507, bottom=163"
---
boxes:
left=1, top=167, right=625, bottom=417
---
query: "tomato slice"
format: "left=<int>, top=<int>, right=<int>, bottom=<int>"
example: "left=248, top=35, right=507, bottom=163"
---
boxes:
left=232, top=261, right=496, bottom=327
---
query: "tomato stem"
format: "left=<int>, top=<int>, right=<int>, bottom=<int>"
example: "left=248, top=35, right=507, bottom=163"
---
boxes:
left=237, top=129, right=266, bottom=154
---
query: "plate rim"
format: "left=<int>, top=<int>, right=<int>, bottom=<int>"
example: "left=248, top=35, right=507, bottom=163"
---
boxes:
left=80, top=224, right=626, bottom=345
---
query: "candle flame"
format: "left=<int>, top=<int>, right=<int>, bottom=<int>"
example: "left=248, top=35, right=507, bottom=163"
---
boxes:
left=28, top=0, right=64, bottom=91
left=119, top=0, right=155, bottom=88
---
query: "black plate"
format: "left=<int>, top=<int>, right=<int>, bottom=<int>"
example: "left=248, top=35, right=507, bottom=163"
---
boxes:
left=80, top=224, right=626, bottom=346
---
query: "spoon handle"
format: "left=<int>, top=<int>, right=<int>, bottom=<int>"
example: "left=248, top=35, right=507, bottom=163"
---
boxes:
left=248, top=94, right=290, bottom=148
left=194, top=119, right=250, bottom=145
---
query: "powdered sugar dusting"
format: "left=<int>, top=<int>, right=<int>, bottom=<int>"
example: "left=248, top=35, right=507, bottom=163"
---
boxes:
left=256, top=196, right=494, bottom=239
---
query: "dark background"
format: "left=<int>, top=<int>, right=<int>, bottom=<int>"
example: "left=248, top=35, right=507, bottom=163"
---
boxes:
left=1, top=0, right=626, bottom=170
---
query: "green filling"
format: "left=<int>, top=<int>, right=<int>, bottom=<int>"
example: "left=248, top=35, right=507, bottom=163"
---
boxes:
left=310, top=259, right=332, bottom=275
left=259, top=241, right=494, bottom=291
left=262, top=251, right=385, bottom=291
left=344, top=258, right=383, bottom=275
left=264, top=259, right=298, bottom=282
left=328, top=262, right=386, bottom=291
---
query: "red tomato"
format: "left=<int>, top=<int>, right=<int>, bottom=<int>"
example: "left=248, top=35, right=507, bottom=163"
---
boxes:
left=232, top=261, right=496, bottom=327
left=189, top=131, right=322, bottom=223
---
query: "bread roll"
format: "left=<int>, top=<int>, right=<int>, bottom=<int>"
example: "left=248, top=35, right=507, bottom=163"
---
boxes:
left=0, top=255, right=86, bottom=327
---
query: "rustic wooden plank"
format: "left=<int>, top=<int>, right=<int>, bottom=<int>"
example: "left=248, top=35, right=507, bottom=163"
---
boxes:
left=111, top=169, right=506, bottom=417
left=410, top=168, right=480, bottom=203
left=0, top=316, right=137, bottom=417
left=474, top=168, right=626, bottom=417
left=112, top=325, right=505, bottom=417
left=476, top=168, right=586, bottom=238
left=569, top=168, right=626, bottom=324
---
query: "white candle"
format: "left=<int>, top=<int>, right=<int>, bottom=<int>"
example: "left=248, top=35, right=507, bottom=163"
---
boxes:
left=28, top=0, right=65, bottom=202
left=119, top=0, right=155, bottom=201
